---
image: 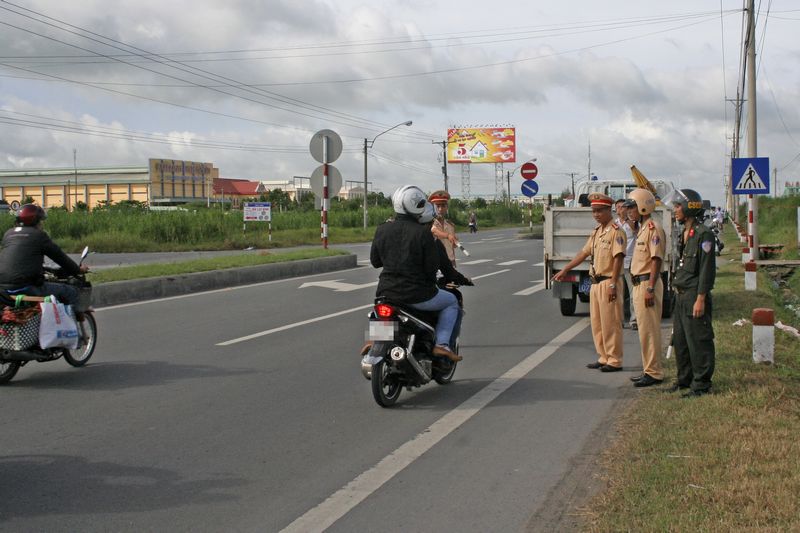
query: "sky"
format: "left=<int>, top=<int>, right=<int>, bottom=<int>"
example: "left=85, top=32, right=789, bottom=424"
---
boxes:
left=1, top=0, right=799, bottom=206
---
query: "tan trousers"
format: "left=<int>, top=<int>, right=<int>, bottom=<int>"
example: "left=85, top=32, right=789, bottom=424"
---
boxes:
left=632, top=279, right=664, bottom=379
left=589, top=278, right=624, bottom=367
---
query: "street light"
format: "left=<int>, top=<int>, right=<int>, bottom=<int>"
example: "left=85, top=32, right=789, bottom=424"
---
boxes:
left=506, top=158, right=537, bottom=206
left=363, top=120, right=413, bottom=229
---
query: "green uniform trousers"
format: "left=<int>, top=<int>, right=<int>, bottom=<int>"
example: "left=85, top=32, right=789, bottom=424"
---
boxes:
left=672, top=288, right=715, bottom=392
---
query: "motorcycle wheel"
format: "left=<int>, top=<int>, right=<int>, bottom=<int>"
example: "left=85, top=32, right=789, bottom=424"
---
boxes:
left=0, top=361, right=20, bottom=384
left=371, top=360, right=401, bottom=407
left=64, top=313, right=97, bottom=367
left=434, top=341, right=458, bottom=385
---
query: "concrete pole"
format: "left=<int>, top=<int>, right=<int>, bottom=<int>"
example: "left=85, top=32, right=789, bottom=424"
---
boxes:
left=746, top=0, right=759, bottom=260
left=363, top=138, right=368, bottom=230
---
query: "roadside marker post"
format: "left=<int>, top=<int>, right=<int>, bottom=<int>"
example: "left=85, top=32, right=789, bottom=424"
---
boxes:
left=752, top=308, right=774, bottom=365
left=742, top=247, right=750, bottom=264
left=744, top=261, right=757, bottom=291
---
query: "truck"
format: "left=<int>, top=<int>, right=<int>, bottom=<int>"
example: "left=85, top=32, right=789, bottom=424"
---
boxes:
left=543, top=185, right=676, bottom=318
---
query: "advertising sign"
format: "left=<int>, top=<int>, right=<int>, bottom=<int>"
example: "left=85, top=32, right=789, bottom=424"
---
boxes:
left=244, top=202, right=271, bottom=222
left=447, top=127, right=516, bottom=164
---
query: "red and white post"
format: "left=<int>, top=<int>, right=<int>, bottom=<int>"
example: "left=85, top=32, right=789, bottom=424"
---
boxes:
left=744, top=261, right=757, bottom=291
left=742, top=247, right=750, bottom=264
left=748, top=194, right=756, bottom=261
left=752, top=307, right=774, bottom=364
left=321, top=137, right=329, bottom=249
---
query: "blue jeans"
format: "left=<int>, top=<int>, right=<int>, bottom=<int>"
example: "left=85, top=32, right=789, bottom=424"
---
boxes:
left=409, top=289, right=461, bottom=349
left=23, top=282, right=80, bottom=307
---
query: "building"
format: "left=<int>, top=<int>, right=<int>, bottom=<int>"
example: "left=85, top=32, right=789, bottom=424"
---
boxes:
left=0, top=158, right=219, bottom=209
left=212, top=178, right=263, bottom=207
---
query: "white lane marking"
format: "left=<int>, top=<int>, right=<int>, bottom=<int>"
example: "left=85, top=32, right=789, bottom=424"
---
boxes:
left=95, top=266, right=369, bottom=311
left=514, top=282, right=546, bottom=296
left=533, top=262, right=544, bottom=266
left=497, top=260, right=526, bottom=266
left=460, top=259, right=493, bottom=265
left=217, top=304, right=374, bottom=346
left=279, top=318, right=591, bottom=533
left=299, top=280, right=378, bottom=292
left=479, top=236, right=504, bottom=241
left=471, top=269, right=510, bottom=280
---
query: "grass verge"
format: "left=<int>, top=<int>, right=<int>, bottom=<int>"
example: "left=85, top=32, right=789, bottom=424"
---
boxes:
left=586, top=225, right=800, bottom=532
left=87, top=249, right=347, bottom=283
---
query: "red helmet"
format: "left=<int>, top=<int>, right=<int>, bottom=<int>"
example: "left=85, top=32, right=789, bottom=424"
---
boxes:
left=428, top=190, right=450, bottom=205
left=16, top=204, right=46, bottom=226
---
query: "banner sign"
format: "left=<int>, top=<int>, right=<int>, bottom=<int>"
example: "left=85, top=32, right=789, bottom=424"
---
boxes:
left=447, top=127, right=516, bottom=164
left=244, top=202, right=271, bottom=222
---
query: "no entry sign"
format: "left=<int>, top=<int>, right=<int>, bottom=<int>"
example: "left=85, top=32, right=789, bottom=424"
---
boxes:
left=520, top=161, right=538, bottom=180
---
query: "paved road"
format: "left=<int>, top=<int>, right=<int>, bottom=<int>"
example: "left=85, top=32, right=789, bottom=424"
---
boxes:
left=2, top=229, right=653, bottom=531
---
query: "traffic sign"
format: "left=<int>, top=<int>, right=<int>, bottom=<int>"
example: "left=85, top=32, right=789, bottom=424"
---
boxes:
left=243, top=202, right=271, bottom=222
left=309, top=129, right=343, bottom=164
left=732, top=157, right=770, bottom=195
left=521, top=180, right=539, bottom=197
left=520, top=161, right=538, bottom=180
left=310, top=164, right=343, bottom=199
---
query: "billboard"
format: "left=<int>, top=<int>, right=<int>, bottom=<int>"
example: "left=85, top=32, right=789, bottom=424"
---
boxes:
left=447, top=127, right=516, bottom=164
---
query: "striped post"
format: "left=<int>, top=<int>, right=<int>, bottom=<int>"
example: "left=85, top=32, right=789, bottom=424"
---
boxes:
left=748, top=194, right=755, bottom=261
left=742, top=247, right=750, bottom=264
left=744, top=261, right=757, bottom=291
left=752, top=308, right=774, bottom=364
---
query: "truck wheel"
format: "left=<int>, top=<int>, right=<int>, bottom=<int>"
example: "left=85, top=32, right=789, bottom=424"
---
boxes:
left=578, top=292, right=590, bottom=303
left=560, top=296, right=576, bottom=316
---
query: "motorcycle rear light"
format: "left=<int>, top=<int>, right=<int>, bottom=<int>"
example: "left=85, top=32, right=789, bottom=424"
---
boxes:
left=559, top=274, right=579, bottom=283
left=375, top=303, right=395, bottom=318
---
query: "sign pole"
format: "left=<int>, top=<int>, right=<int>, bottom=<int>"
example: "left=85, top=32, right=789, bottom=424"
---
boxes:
left=746, top=0, right=758, bottom=260
left=322, top=136, right=329, bottom=249
left=529, top=197, right=533, bottom=233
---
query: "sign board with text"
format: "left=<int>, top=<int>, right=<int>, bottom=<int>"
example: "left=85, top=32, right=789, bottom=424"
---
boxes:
left=243, top=202, right=272, bottom=222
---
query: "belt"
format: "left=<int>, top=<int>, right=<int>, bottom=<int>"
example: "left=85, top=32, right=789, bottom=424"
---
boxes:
left=631, top=274, right=650, bottom=286
left=590, top=275, right=610, bottom=284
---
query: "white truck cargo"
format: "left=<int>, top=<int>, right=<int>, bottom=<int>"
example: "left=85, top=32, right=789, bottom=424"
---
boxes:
left=543, top=202, right=675, bottom=317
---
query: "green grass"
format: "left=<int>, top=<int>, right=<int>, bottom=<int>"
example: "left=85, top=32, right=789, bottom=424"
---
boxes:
left=87, top=249, right=347, bottom=283
left=587, top=226, right=800, bottom=532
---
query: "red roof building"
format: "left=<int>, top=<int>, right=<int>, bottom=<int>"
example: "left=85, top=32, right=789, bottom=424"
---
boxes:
left=212, top=178, right=264, bottom=206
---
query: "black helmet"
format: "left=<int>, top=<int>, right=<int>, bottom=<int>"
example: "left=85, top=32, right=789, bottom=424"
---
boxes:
left=663, top=188, right=704, bottom=218
left=15, top=204, right=47, bottom=226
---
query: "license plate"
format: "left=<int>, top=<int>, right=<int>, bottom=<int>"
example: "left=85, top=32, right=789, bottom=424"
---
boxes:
left=368, top=321, right=396, bottom=341
left=579, top=276, right=592, bottom=294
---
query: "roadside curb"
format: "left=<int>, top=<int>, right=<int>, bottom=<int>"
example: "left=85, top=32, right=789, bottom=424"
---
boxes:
left=92, top=254, right=358, bottom=307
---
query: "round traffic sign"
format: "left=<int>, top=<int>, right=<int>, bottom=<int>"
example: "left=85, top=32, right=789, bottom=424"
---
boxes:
left=309, top=129, right=343, bottom=164
left=520, top=161, right=538, bottom=180
left=521, top=179, right=539, bottom=197
left=10, top=200, right=20, bottom=210
left=310, top=164, right=343, bottom=198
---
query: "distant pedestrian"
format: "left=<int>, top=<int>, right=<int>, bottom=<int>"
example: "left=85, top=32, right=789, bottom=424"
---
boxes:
left=553, top=193, right=626, bottom=372
left=664, top=188, right=716, bottom=397
left=626, top=189, right=666, bottom=388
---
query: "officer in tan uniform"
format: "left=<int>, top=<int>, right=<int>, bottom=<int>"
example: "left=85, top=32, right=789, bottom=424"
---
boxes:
left=429, top=190, right=458, bottom=266
left=626, top=188, right=666, bottom=387
left=553, top=193, right=626, bottom=371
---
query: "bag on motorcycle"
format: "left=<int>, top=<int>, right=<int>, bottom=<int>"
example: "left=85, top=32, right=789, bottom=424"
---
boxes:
left=38, top=296, right=79, bottom=350
left=0, top=306, right=41, bottom=351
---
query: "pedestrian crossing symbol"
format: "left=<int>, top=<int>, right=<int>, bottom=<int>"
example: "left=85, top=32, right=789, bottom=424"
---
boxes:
left=731, top=157, right=770, bottom=195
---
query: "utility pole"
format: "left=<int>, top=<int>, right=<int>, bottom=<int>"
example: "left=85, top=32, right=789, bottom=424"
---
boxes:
left=432, top=140, right=449, bottom=192
left=506, top=170, right=511, bottom=206
left=567, top=172, right=577, bottom=202
left=746, top=0, right=759, bottom=260
left=73, top=148, right=78, bottom=211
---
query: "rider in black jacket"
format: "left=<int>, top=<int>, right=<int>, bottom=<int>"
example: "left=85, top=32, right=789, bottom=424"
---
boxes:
left=0, top=204, right=88, bottom=305
left=370, top=185, right=464, bottom=362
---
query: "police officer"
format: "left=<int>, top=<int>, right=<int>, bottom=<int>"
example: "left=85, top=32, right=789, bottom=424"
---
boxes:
left=428, top=190, right=458, bottom=266
left=553, top=193, right=626, bottom=371
left=666, top=188, right=716, bottom=397
left=626, top=189, right=666, bottom=387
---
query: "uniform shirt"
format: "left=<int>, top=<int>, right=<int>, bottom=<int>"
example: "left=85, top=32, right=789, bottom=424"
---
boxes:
left=581, top=222, right=627, bottom=277
left=432, top=218, right=456, bottom=263
left=673, top=223, right=716, bottom=294
left=0, top=225, right=81, bottom=288
left=620, top=221, right=636, bottom=269
left=630, top=219, right=666, bottom=277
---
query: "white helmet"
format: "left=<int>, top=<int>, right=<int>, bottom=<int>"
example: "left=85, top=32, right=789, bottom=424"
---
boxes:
left=391, top=185, right=427, bottom=216
left=418, top=201, right=436, bottom=224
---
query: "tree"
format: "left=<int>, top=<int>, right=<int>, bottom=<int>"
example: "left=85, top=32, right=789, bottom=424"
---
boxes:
left=472, top=197, right=487, bottom=209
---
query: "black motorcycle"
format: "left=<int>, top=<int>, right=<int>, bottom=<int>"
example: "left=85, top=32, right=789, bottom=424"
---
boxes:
left=360, top=282, right=470, bottom=407
left=0, top=247, right=97, bottom=384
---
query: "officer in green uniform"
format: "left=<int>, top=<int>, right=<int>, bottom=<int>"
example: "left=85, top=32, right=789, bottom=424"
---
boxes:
left=666, top=188, right=716, bottom=397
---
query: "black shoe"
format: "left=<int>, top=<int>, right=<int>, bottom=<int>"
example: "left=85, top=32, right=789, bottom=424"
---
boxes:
left=586, top=362, right=603, bottom=369
left=634, top=374, right=664, bottom=387
left=664, top=383, right=690, bottom=393
left=682, top=389, right=712, bottom=398
left=629, top=374, right=645, bottom=382
left=600, top=365, right=622, bottom=372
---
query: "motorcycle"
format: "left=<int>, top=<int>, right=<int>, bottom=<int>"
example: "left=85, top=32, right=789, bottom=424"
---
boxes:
left=712, top=226, right=724, bottom=256
left=0, top=247, right=97, bottom=384
left=360, top=280, right=471, bottom=407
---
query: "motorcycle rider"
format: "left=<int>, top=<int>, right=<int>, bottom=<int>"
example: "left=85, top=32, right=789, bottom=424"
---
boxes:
left=0, top=204, right=89, bottom=306
left=368, top=185, right=462, bottom=362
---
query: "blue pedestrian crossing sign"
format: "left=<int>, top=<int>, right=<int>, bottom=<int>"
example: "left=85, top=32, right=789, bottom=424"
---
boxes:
left=521, top=180, right=539, bottom=197
left=732, top=157, right=770, bottom=195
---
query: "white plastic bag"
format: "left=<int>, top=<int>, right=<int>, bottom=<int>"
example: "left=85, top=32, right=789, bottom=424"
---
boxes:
left=39, top=296, right=79, bottom=350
